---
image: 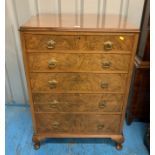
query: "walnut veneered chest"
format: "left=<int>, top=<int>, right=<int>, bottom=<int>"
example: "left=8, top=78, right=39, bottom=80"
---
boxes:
left=20, top=14, right=139, bottom=150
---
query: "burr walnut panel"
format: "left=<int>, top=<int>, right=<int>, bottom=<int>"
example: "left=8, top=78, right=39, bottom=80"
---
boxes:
left=30, top=73, right=127, bottom=92
left=78, top=35, right=134, bottom=51
left=24, top=34, right=134, bottom=52
left=35, top=113, right=121, bottom=134
left=28, top=53, right=131, bottom=72
left=33, top=93, right=124, bottom=112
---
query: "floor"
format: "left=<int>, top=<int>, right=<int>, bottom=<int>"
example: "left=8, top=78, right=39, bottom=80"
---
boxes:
left=5, top=105, right=149, bottom=155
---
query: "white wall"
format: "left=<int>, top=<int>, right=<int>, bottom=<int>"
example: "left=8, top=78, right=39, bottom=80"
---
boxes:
left=5, top=0, right=145, bottom=105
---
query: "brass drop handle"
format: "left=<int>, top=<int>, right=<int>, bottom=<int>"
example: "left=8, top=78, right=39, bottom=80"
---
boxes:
left=48, top=80, right=58, bottom=89
left=104, top=41, right=113, bottom=51
left=97, top=124, right=105, bottom=130
left=49, top=100, right=59, bottom=108
left=48, top=59, right=58, bottom=69
left=52, top=121, right=60, bottom=128
left=101, top=82, right=109, bottom=89
left=47, top=40, right=56, bottom=49
left=102, top=61, right=111, bottom=68
left=99, top=100, right=107, bottom=108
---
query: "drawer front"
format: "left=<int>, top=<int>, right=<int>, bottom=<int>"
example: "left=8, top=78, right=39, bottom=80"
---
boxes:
left=24, top=34, right=134, bottom=52
left=28, top=53, right=131, bottom=72
left=24, top=34, right=78, bottom=50
left=33, top=93, right=124, bottom=112
left=36, top=113, right=121, bottom=134
left=78, top=35, right=134, bottom=51
left=30, top=73, right=127, bottom=92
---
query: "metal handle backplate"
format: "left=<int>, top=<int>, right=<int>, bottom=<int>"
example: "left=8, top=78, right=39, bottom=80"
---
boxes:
left=49, top=100, right=59, bottom=108
left=52, top=121, right=60, bottom=128
left=48, top=59, right=58, bottom=69
left=97, top=124, right=105, bottom=130
left=99, top=100, right=107, bottom=108
left=102, top=61, right=111, bottom=68
left=101, top=82, right=109, bottom=89
left=104, top=41, right=113, bottom=51
left=47, top=40, right=56, bottom=49
left=48, top=80, right=58, bottom=89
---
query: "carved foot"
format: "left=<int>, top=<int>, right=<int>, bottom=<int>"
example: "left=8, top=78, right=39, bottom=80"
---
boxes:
left=112, top=135, right=124, bottom=150
left=32, top=135, right=40, bottom=150
left=33, top=142, right=40, bottom=150
left=116, top=143, right=123, bottom=150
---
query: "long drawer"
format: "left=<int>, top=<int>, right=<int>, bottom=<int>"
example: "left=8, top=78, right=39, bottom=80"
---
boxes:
left=28, top=53, right=131, bottom=72
left=33, top=93, right=124, bottom=112
left=24, top=34, right=134, bottom=52
left=30, top=73, right=127, bottom=92
left=35, top=113, right=121, bottom=134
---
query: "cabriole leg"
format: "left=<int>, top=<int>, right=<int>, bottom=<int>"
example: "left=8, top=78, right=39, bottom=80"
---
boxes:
left=32, top=135, right=40, bottom=150
left=111, top=134, right=124, bottom=150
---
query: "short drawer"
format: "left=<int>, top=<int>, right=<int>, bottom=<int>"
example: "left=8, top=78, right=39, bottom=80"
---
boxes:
left=28, top=53, right=131, bottom=72
left=24, top=34, right=134, bottom=52
left=30, top=73, right=127, bottom=93
left=35, top=113, right=121, bottom=134
left=33, top=93, right=124, bottom=112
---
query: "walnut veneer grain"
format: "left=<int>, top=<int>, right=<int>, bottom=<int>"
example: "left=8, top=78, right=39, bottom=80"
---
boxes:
left=35, top=113, right=121, bottom=134
left=30, top=73, right=127, bottom=92
left=33, top=93, right=124, bottom=112
left=24, top=34, right=134, bottom=52
left=28, top=53, right=131, bottom=72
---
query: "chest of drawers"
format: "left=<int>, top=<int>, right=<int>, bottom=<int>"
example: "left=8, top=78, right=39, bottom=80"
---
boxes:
left=20, top=14, right=139, bottom=150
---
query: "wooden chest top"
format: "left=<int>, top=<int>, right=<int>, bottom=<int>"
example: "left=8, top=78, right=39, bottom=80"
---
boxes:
left=20, top=14, right=139, bottom=32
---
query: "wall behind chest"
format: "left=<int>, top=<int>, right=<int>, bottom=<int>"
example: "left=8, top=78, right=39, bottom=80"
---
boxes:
left=5, top=0, right=144, bottom=105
